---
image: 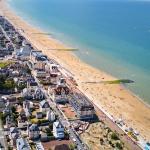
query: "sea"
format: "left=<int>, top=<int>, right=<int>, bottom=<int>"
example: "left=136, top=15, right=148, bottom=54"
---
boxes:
left=8, top=0, right=150, bottom=105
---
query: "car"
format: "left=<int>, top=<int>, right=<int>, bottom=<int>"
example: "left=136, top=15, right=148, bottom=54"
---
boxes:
left=58, top=139, right=62, bottom=141
left=73, top=138, right=77, bottom=142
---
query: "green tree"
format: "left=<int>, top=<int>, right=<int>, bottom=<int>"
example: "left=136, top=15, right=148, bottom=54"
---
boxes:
left=11, top=106, right=17, bottom=113
left=111, top=132, right=119, bottom=140
left=69, top=143, right=76, bottom=150
left=116, top=142, right=123, bottom=150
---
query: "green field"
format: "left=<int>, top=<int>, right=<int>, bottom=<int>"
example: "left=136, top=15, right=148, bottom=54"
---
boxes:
left=0, top=61, right=12, bottom=68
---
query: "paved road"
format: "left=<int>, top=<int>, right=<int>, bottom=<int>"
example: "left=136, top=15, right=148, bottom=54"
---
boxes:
left=0, top=120, right=7, bottom=150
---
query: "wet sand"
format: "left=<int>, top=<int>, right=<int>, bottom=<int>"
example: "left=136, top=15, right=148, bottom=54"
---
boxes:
left=0, top=0, right=150, bottom=141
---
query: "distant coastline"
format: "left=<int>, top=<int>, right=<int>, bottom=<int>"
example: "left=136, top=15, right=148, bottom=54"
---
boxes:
left=7, top=0, right=150, bottom=105
left=1, top=0, right=150, bottom=141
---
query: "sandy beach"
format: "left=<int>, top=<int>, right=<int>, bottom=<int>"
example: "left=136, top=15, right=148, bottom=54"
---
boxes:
left=0, top=0, right=150, bottom=141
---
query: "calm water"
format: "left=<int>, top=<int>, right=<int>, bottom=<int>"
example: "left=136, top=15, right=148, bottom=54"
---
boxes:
left=8, top=0, right=150, bottom=104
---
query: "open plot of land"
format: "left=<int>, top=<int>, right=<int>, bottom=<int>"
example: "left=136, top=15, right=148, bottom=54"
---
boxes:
left=81, top=122, right=127, bottom=150
left=42, top=139, right=72, bottom=150
left=58, top=104, right=77, bottom=120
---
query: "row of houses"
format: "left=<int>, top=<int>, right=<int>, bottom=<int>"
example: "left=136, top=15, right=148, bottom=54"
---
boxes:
left=8, top=119, right=64, bottom=149
left=0, top=16, right=69, bottom=150
left=0, top=15, right=96, bottom=150
left=28, top=47, right=96, bottom=120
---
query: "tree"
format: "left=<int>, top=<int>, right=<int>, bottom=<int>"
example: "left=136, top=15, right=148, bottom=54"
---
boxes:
left=116, top=142, right=123, bottom=150
left=11, top=106, right=17, bottom=114
left=111, top=132, right=119, bottom=140
left=64, top=131, right=69, bottom=140
left=100, top=138, right=104, bottom=145
left=3, top=79, right=16, bottom=90
left=0, top=112, right=6, bottom=124
left=26, top=68, right=31, bottom=74
left=49, top=123, right=53, bottom=130
left=17, top=97, right=24, bottom=106
left=8, top=146, right=13, bottom=150
left=17, top=83, right=26, bottom=90
left=69, top=143, right=76, bottom=150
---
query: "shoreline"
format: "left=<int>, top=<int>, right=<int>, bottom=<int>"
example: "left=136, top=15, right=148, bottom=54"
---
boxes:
left=1, top=0, right=150, bottom=142
left=7, top=0, right=150, bottom=109
left=6, top=0, right=150, bottom=109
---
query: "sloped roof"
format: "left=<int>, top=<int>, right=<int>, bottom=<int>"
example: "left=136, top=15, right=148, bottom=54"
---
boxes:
left=11, top=132, right=19, bottom=139
left=40, top=100, right=49, bottom=108
left=17, top=138, right=30, bottom=150
left=54, top=121, right=63, bottom=128
left=29, top=124, right=39, bottom=131
left=10, top=127, right=18, bottom=133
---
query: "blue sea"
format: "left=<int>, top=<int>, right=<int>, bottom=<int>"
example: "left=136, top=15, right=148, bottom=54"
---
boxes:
left=8, top=0, right=150, bottom=104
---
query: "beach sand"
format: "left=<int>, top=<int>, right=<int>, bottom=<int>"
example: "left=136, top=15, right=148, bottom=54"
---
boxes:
left=0, top=0, right=150, bottom=141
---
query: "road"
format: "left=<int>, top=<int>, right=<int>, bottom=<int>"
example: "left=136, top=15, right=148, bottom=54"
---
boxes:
left=0, top=120, right=7, bottom=150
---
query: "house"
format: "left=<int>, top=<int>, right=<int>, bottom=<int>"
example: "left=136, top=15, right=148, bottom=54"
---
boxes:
left=18, top=109, right=27, bottom=128
left=47, top=63, right=61, bottom=84
left=30, top=51, right=47, bottom=70
left=39, top=100, right=50, bottom=112
left=22, top=39, right=28, bottom=47
left=7, top=96, right=18, bottom=106
left=36, top=112, right=43, bottom=119
left=0, top=48, right=12, bottom=57
left=23, top=101, right=33, bottom=117
left=5, top=115, right=16, bottom=128
left=23, top=101, right=33, bottom=110
left=3, top=102, right=11, bottom=115
left=0, top=69, right=9, bottom=76
left=34, top=88, right=45, bottom=100
left=53, top=121, right=64, bottom=139
left=22, top=87, right=45, bottom=100
left=40, top=133, right=49, bottom=142
left=9, top=127, right=20, bottom=146
left=19, top=44, right=32, bottom=58
left=34, top=69, right=47, bottom=78
left=11, top=70, right=20, bottom=77
left=48, top=78, right=70, bottom=103
left=45, top=63, right=60, bottom=84
left=48, top=86, right=69, bottom=103
left=46, top=110, right=55, bottom=122
left=16, top=137, right=31, bottom=150
left=28, top=124, right=40, bottom=140
left=15, top=45, right=32, bottom=60
left=69, top=91, right=95, bottom=120
left=25, top=108, right=32, bottom=118
left=27, top=79, right=38, bottom=89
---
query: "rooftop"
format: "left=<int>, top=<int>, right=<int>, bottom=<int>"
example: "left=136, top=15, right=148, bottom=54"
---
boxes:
left=16, top=138, right=30, bottom=150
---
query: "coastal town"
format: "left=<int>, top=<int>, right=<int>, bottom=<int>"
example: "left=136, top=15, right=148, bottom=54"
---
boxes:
left=0, top=13, right=149, bottom=150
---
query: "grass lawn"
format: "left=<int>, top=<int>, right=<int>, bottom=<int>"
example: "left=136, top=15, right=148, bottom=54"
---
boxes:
left=0, top=61, right=12, bottom=68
